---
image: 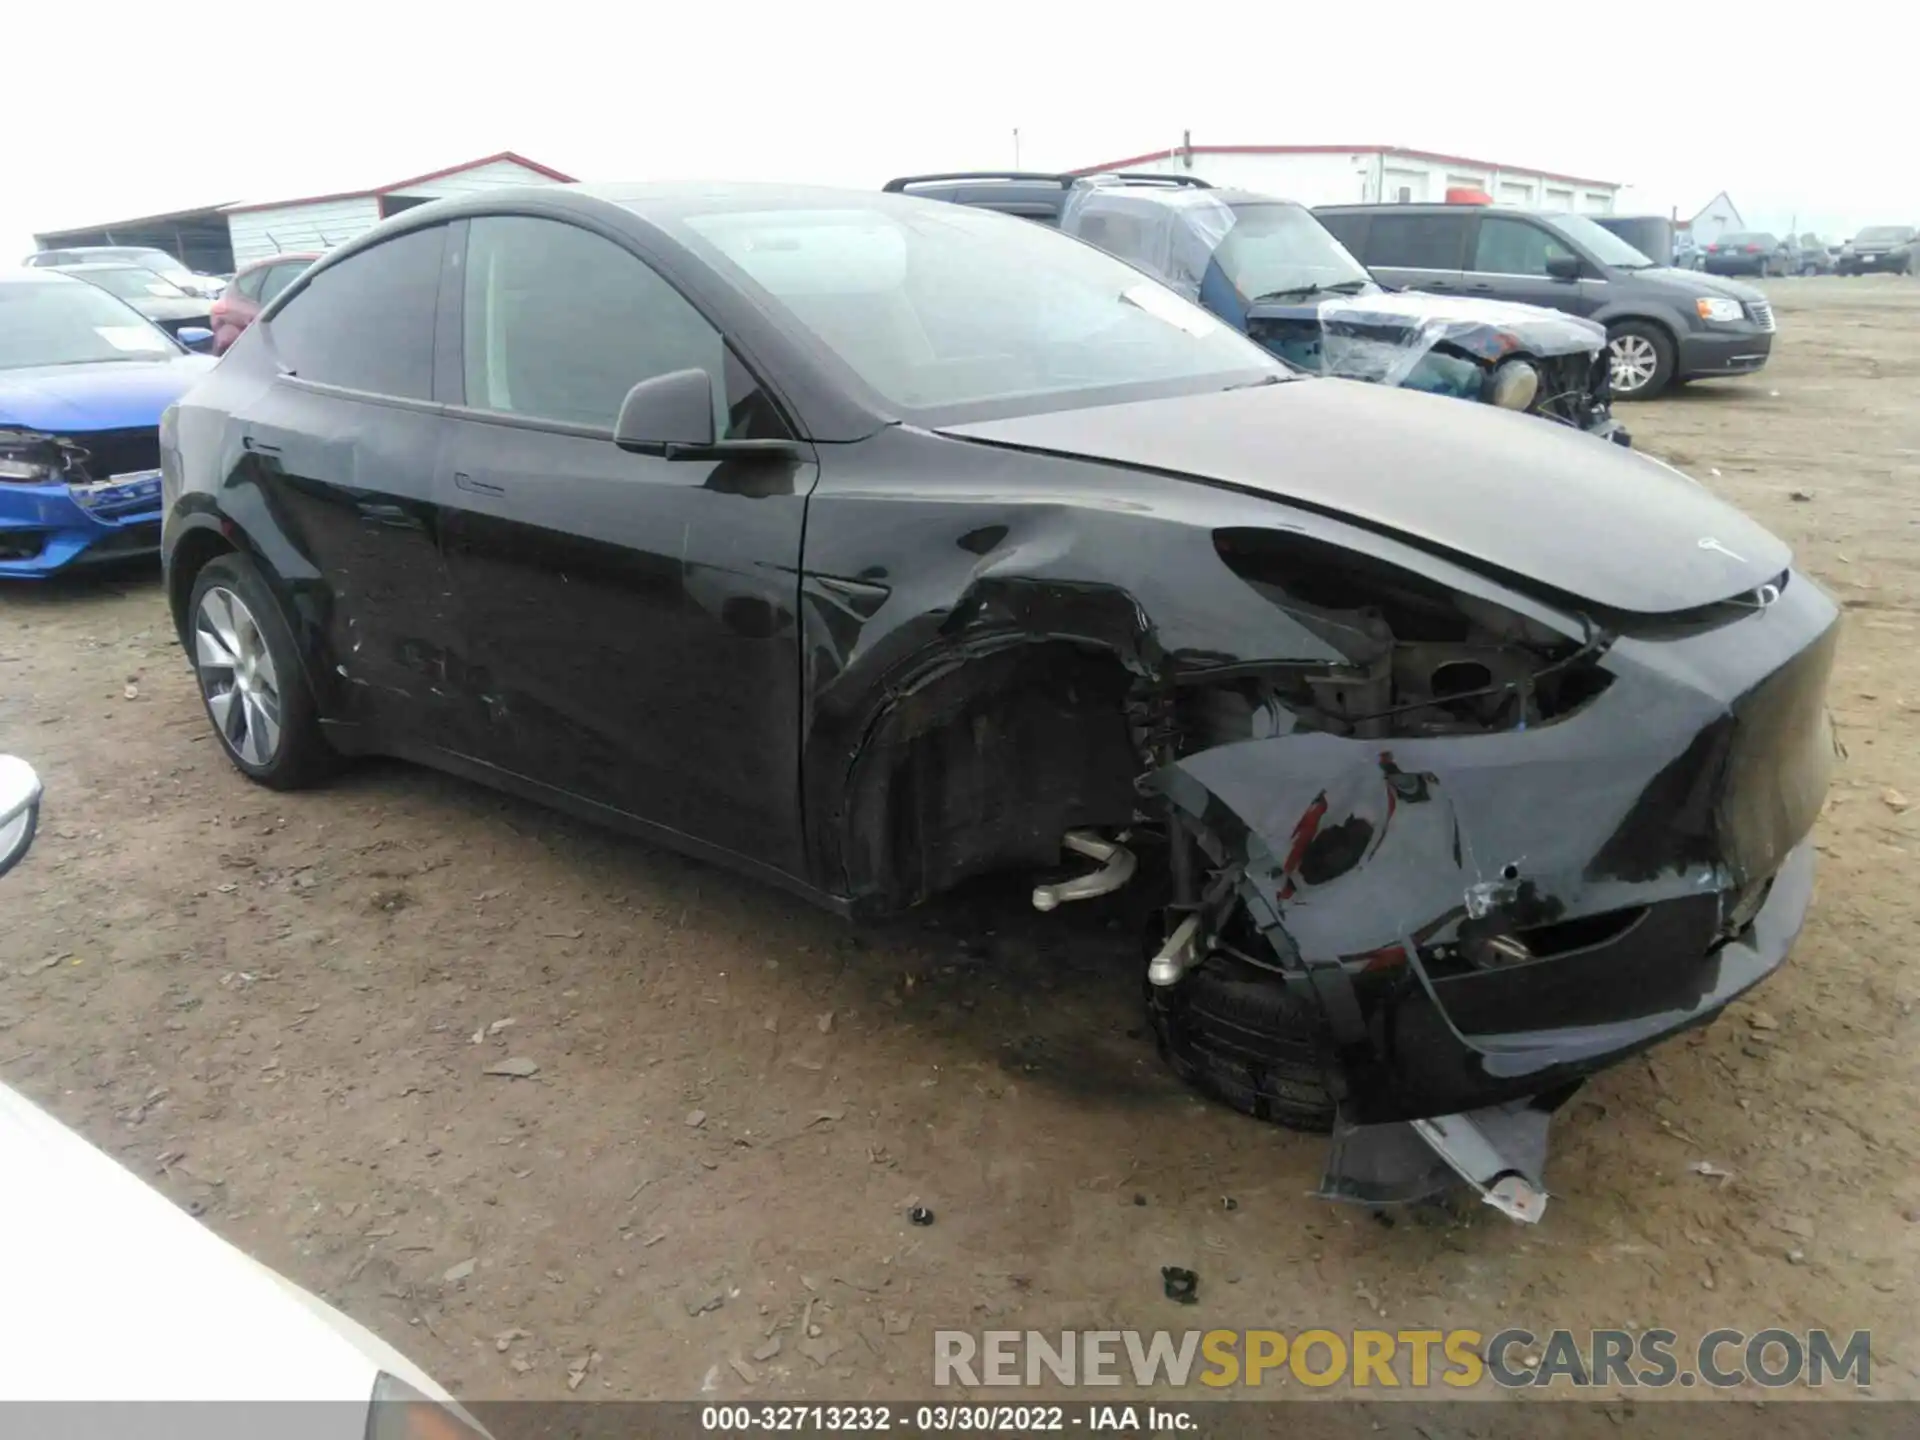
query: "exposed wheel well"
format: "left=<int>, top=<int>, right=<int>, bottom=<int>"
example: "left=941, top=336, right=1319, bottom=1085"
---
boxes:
left=166, top=526, right=237, bottom=647
left=838, top=640, right=1146, bottom=912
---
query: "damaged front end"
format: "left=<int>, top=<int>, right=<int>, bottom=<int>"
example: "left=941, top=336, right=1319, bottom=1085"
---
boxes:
left=1246, top=292, right=1627, bottom=444
left=0, top=426, right=167, bottom=576
left=1141, top=528, right=1837, bottom=1221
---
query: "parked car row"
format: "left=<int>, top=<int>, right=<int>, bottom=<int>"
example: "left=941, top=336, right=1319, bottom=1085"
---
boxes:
left=890, top=174, right=1774, bottom=402
left=888, top=173, right=1626, bottom=436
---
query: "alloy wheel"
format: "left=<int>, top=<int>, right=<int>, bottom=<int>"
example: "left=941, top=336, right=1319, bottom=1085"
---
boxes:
left=194, top=585, right=284, bottom=767
left=1609, top=335, right=1659, bottom=396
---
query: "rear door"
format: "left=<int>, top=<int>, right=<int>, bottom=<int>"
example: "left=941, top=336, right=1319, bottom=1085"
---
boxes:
left=1354, top=210, right=1471, bottom=294
left=1462, top=214, right=1597, bottom=317
left=434, top=213, right=815, bottom=877
left=235, top=224, right=473, bottom=751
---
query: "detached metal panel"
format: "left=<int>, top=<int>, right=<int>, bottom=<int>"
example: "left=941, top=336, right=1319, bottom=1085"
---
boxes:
left=226, top=198, right=382, bottom=267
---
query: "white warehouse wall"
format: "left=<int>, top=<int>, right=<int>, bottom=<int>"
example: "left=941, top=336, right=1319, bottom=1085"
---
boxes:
left=226, top=197, right=382, bottom=267
left=1083, top=150, right=1617, bottom=214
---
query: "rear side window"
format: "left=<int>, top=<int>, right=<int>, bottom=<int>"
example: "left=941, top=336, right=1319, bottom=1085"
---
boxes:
left=1362, top=213, right=1469, bottom=270
left=234, top=267, right=267, bottom=301
left=1317, top=211, right=1369, bottom=254
left=258, top=261, right=304, bottom=305
left=267, top=225, right=445, bottom=399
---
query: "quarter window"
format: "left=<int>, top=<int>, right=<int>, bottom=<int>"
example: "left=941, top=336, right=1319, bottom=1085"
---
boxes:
left=1471, top=217, right=1578, bottom=277
left=1363, top=214, right=1469, bottom=271
left=266, top=225, right=444, bottom=399
left=460, top=215, right=784, bottom=438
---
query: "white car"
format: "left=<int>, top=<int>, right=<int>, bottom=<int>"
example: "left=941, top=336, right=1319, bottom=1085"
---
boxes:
left=0, top=757, right=489, bottom=1439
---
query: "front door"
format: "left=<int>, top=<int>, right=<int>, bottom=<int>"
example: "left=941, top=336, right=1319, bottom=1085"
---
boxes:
left=434, top=214, right=816, bottom=879
left=1463, top=215, right=1599, bottom=318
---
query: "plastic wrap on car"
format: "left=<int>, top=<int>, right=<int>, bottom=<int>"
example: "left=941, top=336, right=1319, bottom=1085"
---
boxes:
left=1312, top=291, right=1607, bottom=389
left=1060, top=183, right=1239, bottom=304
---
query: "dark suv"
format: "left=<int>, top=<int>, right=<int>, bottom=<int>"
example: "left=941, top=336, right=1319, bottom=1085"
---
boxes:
left=1316, top=203, right=1775, bottom=400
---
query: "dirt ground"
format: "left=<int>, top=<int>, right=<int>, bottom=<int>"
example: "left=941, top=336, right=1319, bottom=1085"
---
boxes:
left=2, top=278, right=1917, bottom=1406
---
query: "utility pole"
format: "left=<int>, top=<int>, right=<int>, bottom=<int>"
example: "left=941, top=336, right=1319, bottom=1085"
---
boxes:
left=1013, top=128, right=1021, bottom=169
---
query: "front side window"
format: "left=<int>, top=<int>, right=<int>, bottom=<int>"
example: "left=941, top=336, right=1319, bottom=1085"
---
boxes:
left=461, top=215, right=783, bottom=437
left=0, top=280, right=177, bottom=369
left=267, top=225, right=444, bottom=399
left=1363, top=214, right=1469, bottom=271
left=670, top=199, right=1281, bottom=417
left=1470, top=217, right=1579, bottom=277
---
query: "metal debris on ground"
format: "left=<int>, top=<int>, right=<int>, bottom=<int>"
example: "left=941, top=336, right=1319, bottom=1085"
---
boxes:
left=907, top=1205, right=934, bottom=1226
left=1161, top=1267, right=1199, bottom=1305
left=483, top=1057, right=540, bottom=1078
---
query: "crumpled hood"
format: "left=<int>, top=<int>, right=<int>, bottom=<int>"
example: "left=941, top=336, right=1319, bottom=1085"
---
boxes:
left=0, top=356, right=215, bottom=434
left=939, top=378, right=1789, bottom=616
left=1248, top=287, right=1605, bottom=361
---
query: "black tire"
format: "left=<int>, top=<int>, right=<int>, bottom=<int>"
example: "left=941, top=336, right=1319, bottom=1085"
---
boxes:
left=187, top=553, right=335, bottom=790
left=1605, top=320, right=1676, bottom=401
left=1148, top=950, right=1337, bottom=1133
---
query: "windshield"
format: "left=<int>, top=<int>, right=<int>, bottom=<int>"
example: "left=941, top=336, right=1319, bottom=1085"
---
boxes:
left=1213, top=202, right=1373, bottom=301
left=75, top=267, right=191, bottom=301
left=673, top=201, right=1284, bottom=417
left=0, top=282, right=179, bottom=369
left=1542, top=213, right=1657, bottom=268
left=1857, top=226, right=1913, bottom=243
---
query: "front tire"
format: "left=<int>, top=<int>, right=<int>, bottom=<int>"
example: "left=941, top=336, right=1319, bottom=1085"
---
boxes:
left=1606, top=321, right=1675, bottom=400
left=189, top=553, right=334, bottom=789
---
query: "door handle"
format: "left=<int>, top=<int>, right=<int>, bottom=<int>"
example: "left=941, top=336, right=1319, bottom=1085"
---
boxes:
left=454, top=471, right=506, bottom=497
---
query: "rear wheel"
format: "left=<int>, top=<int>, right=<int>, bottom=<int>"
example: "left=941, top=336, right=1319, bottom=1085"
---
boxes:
left=1606, top=320, right=1675, bottom=400
left=189, top=554, right=334, bottom=789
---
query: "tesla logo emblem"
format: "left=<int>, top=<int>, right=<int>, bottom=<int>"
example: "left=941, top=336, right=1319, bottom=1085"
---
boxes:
left=1698, top=537, right=1746, bottom=563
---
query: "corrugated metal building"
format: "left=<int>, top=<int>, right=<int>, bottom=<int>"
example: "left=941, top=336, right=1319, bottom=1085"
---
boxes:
left=222, top=152, right=575, bottom=266
left=1072, top=142, right=1620, bottom=214
left=32, top=153, right=574, bottom=275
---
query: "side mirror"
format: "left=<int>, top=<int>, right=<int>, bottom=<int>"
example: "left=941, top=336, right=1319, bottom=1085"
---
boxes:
left=1545, top=253, right=1582, bottom=281
left=0, top=756, right=43, bottom=880
left=613, top=368, right=715, bottom=455
left=175, top=326, right=216, bottom=352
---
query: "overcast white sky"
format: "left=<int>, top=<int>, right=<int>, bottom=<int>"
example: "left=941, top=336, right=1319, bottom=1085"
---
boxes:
left=5, top=1, right=1908, bottom=260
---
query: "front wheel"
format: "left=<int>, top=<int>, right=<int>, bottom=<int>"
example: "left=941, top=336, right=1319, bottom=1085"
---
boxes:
left=1148, top=951, right=1337, bottom=1133
left=189, top=553, right=335, bottom=789
left=1606, top=321, right=1675, bottom=401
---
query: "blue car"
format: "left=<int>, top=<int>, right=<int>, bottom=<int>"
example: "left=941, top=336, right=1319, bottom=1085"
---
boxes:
left=1, top=271, right=214, bottom=578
